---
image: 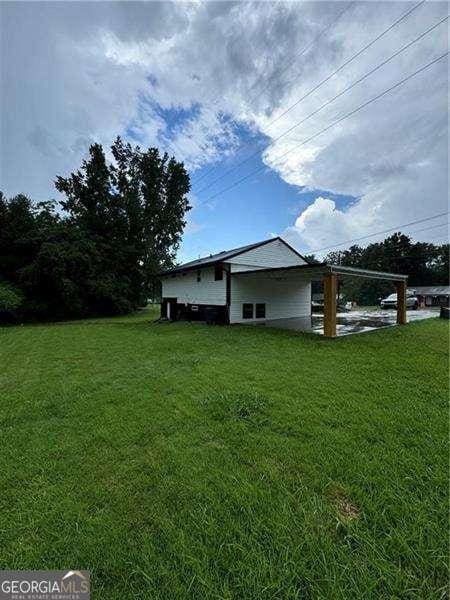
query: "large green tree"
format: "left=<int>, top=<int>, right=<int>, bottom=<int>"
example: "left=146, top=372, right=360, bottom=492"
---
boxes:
left=55, top=138, right=190, bottom=310
left=109, top=137, right=191, bottom=302
left=0, top=139, right=190, bottom=320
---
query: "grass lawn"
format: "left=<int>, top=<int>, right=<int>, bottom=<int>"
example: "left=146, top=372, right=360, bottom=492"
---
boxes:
left=0, top=307, right=448, bottom=599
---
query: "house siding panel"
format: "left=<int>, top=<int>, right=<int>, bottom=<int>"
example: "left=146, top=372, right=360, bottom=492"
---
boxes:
left=229, top=274, right=311, bottom=323
left=227, top=239, right=306, bottom=272
left=161, top=267, right=226, bottom=305
left=229, top=263, right=268, bottom=273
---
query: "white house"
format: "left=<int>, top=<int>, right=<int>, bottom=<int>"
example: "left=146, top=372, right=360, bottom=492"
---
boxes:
left=159, top=236, right=409, bottom=337
left=160, top=237, right=311, bottom=324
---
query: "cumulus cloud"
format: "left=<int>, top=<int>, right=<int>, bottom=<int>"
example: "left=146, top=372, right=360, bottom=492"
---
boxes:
left=284, top=195, right=383, bottom=256
left=258, top=2, right=449, bottom=251
left=0, top=0, right=447, bottom=251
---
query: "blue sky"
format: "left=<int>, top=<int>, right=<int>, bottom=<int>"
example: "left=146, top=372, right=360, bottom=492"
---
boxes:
left=1, top=1, right=448, bottom=262
left=181, top=127, right=357, bottom=261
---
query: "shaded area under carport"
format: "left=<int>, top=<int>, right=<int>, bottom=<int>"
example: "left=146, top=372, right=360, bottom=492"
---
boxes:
left=234, top=263, right=410, bottom=338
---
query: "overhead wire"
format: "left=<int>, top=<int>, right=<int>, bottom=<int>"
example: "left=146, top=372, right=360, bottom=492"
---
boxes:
left=193, top=0, right=427, bottom=190
left=192, top=1, right=356, bottom=185
left=194, top=51, right=448, bottom=207
left=195, top=14, right=448, bottom=195
left=306, top=211, right=449, bottom=254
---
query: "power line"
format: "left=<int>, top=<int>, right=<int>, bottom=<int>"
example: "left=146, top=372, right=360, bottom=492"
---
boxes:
left=258, top=0, right=426, bottom=131
left=195, top=14, right=447, bottom=195
left=405, top=222, right=449, bottom=237
left=194, top=0, right=426, bottom=190
left=246, top=2, right=356, bottom=107
left=316, top=226, right=449, bottom=263
left=337, top=251, right=448, bottom=263
left=307, top=212, right=449, bottom=254
left=327, top=243, right=449, bottom=263
left=195, top=51, right=448, bottom=207
left=192, top=1, right=355, bottom=185
left=312, top=215, right=449, bottom=254
left=354, top=221, right=449, bottom=246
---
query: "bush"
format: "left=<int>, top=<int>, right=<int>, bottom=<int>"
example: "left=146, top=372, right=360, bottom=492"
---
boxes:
left=0, top=281, right=23, bottom=320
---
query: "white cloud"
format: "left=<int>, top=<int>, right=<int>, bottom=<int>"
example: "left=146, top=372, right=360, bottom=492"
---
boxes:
left=284, top=195, right=382, bottom=256
left=0, top=0, right=447, bottom=252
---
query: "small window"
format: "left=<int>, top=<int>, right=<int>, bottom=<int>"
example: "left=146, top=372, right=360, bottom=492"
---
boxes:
left=197, top=269, right=201, bottom=283
left=214, top=264, right=223, bottom=281
left=242, top=303, right=253, bottom=319
left=256, top=303, right=266, bottom=318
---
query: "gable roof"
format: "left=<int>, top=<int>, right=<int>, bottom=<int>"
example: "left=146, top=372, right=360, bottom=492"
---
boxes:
left=159, top=237, right=311, bottom=275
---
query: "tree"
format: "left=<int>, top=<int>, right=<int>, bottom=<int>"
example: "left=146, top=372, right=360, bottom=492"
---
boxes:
left=0, top=193, right=39, bottom=282
left=0, top=281, right=23, bottom=321
left=109, top=137, right=191, bottom=301
left=0, top=138, right=190, bottom=321
left=55, top=143, right=135, bottom=315
left=55, top=138, right=190, bottom=312
left=325, top=233, right=450, bottom=305
left=431, top=243, right=449, bottom=283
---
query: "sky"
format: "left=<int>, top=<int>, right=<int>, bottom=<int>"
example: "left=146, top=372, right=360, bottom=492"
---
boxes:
left=1, top=1, right=448, bottom=263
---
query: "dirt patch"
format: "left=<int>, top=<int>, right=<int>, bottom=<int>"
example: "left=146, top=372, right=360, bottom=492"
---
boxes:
left=329, top=487, right=360, bottom=520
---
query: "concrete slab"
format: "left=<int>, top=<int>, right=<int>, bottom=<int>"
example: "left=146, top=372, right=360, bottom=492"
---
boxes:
left=262, top=308, right=439, bottom=337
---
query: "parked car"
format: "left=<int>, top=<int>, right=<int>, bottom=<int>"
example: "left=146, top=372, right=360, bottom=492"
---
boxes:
left=380, top=293, right=418, bottom=310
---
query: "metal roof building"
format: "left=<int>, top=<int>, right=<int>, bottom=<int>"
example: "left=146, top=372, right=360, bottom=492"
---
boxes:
left=409, top=286, right=450, bottom=307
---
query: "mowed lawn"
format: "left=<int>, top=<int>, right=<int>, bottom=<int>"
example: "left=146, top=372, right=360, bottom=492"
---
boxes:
left=0, top=307, right=448, bottom=599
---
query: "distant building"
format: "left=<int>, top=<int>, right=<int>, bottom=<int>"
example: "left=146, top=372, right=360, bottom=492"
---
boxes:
left=409, top=286, right=450, bottom=307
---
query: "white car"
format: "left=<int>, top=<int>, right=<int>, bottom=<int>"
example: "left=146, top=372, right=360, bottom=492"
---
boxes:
left=380, top=293, right=418, bottom=310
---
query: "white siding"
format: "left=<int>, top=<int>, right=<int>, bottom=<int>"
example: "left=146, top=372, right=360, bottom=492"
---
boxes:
left=229, top=274, right=311, bottom=323
left=161, top=267, right=226, bottom=305
left=227, top=238, right=305, bottom=272
left=229, top=263, right=268, bottom=273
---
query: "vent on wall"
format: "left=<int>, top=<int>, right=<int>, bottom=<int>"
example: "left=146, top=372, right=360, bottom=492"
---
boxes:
left=242, top=303, right=253, bottom=319
left=256, top=303, right=266, bottom=318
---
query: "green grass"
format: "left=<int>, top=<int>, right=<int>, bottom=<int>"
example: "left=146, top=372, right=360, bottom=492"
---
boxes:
left=0, top=308, right=448, bottom=599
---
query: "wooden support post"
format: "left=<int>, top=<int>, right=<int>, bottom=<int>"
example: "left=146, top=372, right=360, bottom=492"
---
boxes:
left=396, top=280, right=407, bottom=325
left=323, top=273, right=337, bottom=338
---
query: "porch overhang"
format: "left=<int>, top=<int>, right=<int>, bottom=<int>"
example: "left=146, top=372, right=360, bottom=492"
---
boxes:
left=233, top=262, right=408, bottom=338
left=232, top=262, right=408, bottom=282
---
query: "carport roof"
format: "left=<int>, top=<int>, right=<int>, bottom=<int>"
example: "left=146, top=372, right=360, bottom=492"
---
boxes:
left=233, top=262, right=408, bottom=281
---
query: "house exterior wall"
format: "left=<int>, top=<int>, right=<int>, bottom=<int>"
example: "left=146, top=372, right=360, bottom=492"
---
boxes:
left=416, top=293, right=449, bottom=307
left=229, top=263, right=268, bottom=273
left=229, top=274, right=312, bottom=323
left=161, top=238, right=308, bottom=310
left=410, top=287, right=450, bottom=307
left=227, top=238, right=306, bottom=272
left=161, top=266, right=226, bottom=306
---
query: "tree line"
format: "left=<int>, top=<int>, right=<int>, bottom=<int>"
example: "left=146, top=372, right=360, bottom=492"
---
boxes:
left=1, top=138, right=448, bottom=319
left=0, top=138, right=190, bottom=321
left=317, top=233, right=449, bottom=305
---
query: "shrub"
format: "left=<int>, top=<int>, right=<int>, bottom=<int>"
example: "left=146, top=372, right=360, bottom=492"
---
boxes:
left=0, top=281, right=23, bottom=320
